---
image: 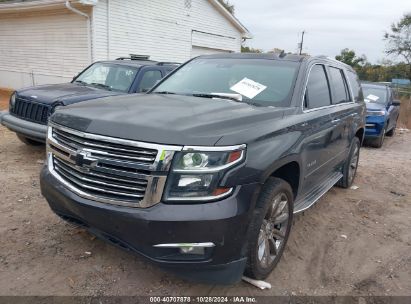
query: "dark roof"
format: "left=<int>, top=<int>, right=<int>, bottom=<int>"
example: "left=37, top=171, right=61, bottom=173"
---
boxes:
left=197, top=52, right=306, bottom=62
left=95, top=60, right=179, bottom=68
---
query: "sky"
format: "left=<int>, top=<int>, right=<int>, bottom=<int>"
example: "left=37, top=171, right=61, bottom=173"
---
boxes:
left=233, top=0, right=411, bottom=63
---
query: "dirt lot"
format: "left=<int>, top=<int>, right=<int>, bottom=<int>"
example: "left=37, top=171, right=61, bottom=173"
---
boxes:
left=0, top=126, right=410, bottom=296
left=0, top=90, right=11, bottom=111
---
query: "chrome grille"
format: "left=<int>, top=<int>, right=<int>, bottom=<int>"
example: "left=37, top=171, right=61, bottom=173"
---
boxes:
left=47, top=123, right=182, bottom=208
left=11, top=96, right=50, bottom=124
left=52, top=127, right=157, bottom=164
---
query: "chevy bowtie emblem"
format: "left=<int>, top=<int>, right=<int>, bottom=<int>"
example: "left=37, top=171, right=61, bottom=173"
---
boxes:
left=70, top=150, right=98, bottom=169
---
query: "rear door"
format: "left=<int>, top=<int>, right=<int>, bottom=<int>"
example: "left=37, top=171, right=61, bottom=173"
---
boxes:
left=326, top=66, right=356, bottom=165
left=300, top=64, right=337, bottom=195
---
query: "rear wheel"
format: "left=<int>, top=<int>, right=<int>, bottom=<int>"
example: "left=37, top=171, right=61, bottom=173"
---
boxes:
left=245, top=178, right=293, bottom=280
left=337, top=137, right=360, bottom=188
left=17, top=134, right=43, bottom=146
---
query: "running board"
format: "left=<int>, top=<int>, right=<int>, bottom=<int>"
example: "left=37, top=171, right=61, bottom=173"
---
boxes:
left=293, top=172, right=343, bottom=214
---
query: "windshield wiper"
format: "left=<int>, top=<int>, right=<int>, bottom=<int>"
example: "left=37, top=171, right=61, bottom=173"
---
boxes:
left=90, top=82, right=112, bottom=91
left=154, top=91, right=176, bottom=95
left=191, top=93, right=243, bottom=102
left=74, top=80, right=87, bottom=85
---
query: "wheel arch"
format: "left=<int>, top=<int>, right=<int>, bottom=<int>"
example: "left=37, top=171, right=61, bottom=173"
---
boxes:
left=262, top=157, right=301, bottom=200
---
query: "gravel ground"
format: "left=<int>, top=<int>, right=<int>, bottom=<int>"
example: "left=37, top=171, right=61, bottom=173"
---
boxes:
left=0, top=126, right=410, bottom=296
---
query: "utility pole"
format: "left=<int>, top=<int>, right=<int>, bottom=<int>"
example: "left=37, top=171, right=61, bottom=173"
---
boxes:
left=299, top=31, right=305, bottom=55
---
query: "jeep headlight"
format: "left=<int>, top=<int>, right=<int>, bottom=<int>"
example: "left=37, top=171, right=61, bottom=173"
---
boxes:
left=9, top=92, right=16, bottom=111
left=366, top=110, right=385, bottom=116
left=164, top=145, right=246, bottom=202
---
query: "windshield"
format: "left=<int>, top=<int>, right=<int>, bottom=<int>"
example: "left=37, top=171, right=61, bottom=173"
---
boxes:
left=152, top=58, right=299, bottom=107
left=362, top=85, right=387, bottom=105
left=74, top=63, right=138, bottom=92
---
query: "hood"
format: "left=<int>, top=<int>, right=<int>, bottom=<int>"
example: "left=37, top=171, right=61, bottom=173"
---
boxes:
left=17, top=83, right=123, bottom=106
left=365, top=102, right=386, bottom=111
left=51, top=94, right=290, bottom=146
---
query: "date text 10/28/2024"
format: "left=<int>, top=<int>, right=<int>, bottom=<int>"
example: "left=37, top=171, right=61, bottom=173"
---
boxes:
left=149, top=296, right=257, bottom=303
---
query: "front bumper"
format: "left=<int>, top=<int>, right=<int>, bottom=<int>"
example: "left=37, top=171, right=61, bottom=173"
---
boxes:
left=365, top=115, right=386, bottom=138
left=1, top=112, right=47, bottom=141
left=40, top=167, right=259, bottom=284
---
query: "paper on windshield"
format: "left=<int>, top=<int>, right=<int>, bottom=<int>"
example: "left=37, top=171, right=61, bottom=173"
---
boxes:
left=366, top=94, right=380, bottom=102
left=230, top=78, right=267, bottom=99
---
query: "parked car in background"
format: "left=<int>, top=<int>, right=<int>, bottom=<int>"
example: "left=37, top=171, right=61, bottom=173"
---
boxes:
left=361, top=82, right=400, bottom=148
left=1, top=57, right=178, bottom=145
left=41, top=53, right=365, bottom=284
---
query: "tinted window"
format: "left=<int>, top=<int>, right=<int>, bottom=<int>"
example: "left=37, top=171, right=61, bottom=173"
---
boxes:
left=305, top=65, right=331, bottom=109
left=329, top=67, right=350, bottom=104
left=153, top=58, right=299, bottom=107
left=138, top=70, right=162, bottom=92
left=346, top=71, right=363, bottom=102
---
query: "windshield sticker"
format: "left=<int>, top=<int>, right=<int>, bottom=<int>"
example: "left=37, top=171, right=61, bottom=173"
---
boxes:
left=230, top=78, right=267, bottom=99
left=366, top=94, right=379, bottom=102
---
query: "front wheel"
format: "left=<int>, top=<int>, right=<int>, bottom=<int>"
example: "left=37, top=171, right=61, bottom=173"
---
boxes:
left=386, top=120, right=397, bottom=137
left=337, top=137, right=360, bottom=188
left=371, top=126, right=386, bottom=148
left=245, top=178, right=293, bottom=280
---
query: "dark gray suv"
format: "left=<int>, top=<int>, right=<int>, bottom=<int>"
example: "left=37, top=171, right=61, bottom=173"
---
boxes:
left=40, top=53, right=366, bottom=284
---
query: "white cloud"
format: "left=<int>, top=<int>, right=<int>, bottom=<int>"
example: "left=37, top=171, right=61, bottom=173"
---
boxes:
left=233, top=0, right=411, bottom=63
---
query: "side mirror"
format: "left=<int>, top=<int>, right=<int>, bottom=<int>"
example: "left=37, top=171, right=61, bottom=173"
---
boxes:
left=392, top=100, right=401, bottom=106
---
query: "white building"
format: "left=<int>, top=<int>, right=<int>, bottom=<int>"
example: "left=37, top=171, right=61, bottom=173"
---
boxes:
left=0, top=0, right=250, bottom=89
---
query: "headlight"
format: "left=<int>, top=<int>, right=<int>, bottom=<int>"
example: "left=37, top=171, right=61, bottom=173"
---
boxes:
left=9, top=92, right=16, bottom=111
left=164, top=145, right=246, bottom=202
left=367, top=110, right=385, bottom=116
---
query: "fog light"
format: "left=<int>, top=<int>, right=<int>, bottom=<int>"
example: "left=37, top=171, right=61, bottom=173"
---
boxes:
left=153, top=242, right=215, bottom=255
left=180, top=246, right=205, bottom=255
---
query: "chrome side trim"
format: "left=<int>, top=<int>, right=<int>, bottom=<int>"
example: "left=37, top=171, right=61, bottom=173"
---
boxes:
left=153, top=242, right=215, bottom=248
left=183, top=144, right=246, bottom=152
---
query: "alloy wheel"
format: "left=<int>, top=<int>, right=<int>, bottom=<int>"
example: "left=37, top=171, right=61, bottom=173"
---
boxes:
left=257, top=193, right=290, bottom=269
left=348, top=144, right=359, bottom=184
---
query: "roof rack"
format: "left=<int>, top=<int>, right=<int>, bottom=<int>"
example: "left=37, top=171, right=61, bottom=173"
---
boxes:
left=116, top=54, right=154, bottom=61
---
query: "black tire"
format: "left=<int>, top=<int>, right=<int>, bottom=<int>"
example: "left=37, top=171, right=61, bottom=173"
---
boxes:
left=386, top=122, right=397, bottom=137
left=371, top=126, right=386, bottom=148
left=336, top=137, right=360, bottom=188
left=17, top=134, right=43, bottom=146
left=245, top=177, right=293, bottom=280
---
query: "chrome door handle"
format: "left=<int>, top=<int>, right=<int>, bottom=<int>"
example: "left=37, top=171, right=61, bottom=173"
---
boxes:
left=331, top=119, right=341, bottom=123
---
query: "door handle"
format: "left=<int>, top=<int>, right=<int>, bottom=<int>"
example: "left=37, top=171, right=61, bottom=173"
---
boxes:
left=331, top=119, right=341, bottom=124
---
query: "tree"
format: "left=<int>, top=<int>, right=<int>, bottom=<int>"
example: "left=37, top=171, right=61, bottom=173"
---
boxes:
left=335, top=49, right=366, bottom=68
left=218, top=0, right=234, bottom=14
left=241, top=46, right=262, bottom=53
left=384, top=13, right=411, bottom=79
